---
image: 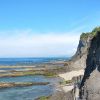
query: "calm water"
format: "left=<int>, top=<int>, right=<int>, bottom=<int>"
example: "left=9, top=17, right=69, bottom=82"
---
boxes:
left=0, top=75, right=60, bottom=83
left=0, top=57, right=68, bottom=66
left=0, top=75, right=61, bottom=100
left=0, top=85, right=53, bottom=100
left=0, top=57, right=65, bottom=100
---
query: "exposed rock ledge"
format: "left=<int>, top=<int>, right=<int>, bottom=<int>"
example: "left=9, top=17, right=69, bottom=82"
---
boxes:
left=0, top=82, right=49, bottom=88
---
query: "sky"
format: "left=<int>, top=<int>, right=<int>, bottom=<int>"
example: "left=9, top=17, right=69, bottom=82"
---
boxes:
left=0, top=0, right=100, bottom=57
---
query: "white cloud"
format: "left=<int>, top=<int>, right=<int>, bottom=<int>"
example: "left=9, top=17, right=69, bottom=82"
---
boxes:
left=0, top=30, right=81, bottom=57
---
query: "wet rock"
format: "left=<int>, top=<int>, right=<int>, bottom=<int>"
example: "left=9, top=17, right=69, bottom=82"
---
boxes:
left=0, top=82, right=49, bottom=88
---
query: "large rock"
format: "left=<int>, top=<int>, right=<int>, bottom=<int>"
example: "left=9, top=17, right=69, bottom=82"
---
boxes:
left=66, top=27, right=100, bottom=71
left=80, top=30, right=100, bottom=100
left=65, top=33, right=92, bottom=71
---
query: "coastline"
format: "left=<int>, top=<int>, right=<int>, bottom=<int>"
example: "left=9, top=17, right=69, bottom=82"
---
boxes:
left=47, top=69, right=84, bottom=100
left=0, top=60, right=66, bottom=100
left=0, top=58, right=84, bottom=100
left=59, top=69, right=84, bottom=95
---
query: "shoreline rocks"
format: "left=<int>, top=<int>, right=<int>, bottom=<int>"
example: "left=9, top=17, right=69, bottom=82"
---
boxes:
left=0, top=82, right=49, bottom=88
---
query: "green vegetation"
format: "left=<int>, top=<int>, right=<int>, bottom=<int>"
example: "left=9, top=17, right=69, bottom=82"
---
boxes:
left=80, top=27, right=100, bottom=39
left=44, top=71, right=57, bottom=77
left=91, top=27, right=100, bottom=35
left=19, top=71, right=43, bottom=76
left=66, top=80, right=72, bottom=84
left=59, top=80, right=72, bottom=85
left=38, top=96, right=49, bottom=100
left=80, top=32, right=90, bottom=39
left=0, top=70, right=57, bottom=78
left=0, top=66, right=67, bottom=78
left=21, top=70, right=57, bottom=77
left=0, top=82, right=49, bottom=88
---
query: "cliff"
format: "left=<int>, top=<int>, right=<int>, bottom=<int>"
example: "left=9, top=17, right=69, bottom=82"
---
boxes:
left=65, top=27, right=100, bottom=71
left=49, top=27, right=100, bottom=100
left=79, top=27, right=100, bottom=100
left=65, top=32, right=90, bottom=71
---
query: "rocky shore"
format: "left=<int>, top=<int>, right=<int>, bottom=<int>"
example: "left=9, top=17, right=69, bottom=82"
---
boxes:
left=1, top=27, right=100, bottom=100
left=0, top=82, right=49, bottom=88
left=48, top=70, right=84, bottom=100
left=48, top=27, right=100, bottom=100
left=0, top=61, right=68, bottom=78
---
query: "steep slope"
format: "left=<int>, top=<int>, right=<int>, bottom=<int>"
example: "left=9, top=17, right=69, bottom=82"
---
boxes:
left=49, top=27, right=100, bottom=100
left=70, top=35, right=91, bottom=70
left=65, top=33, right=91, bottom=71
left=65, top=27, right=100, bottom=71
left=80, top=28, right=100, bottom=100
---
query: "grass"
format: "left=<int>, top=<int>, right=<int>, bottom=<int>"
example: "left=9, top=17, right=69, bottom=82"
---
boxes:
left=80, top=32, right=90, bottom=39
left=80, top=27, right=100, bottom=40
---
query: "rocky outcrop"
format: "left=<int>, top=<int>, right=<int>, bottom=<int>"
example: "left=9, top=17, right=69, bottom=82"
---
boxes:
left=65, top=27, right=100, bottom=71
left=48, top=27, right=100, bottom=100
left=65, top=33, right=92, bottom=71
left=49, top=91, right=74, bottom=100
left=79, top=29, right=100, bottom=100
left=62, top=27, right=100, bottom=100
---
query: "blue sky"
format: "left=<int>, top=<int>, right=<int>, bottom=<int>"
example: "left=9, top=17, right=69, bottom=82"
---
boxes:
left=0, top=0, right=100, bottom=57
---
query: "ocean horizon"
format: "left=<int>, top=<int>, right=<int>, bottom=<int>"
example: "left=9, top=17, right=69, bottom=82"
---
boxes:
left=0, top=57, right=64, bottom=100
left=0, top=57, right=69, bottom=66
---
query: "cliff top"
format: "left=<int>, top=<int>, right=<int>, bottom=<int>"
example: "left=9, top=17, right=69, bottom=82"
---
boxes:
left=80, top=26, right=100, bottom=40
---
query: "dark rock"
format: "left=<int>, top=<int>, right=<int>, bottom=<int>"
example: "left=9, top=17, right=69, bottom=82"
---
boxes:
left=79, top=31, right=100, bottom=100
left=49, top=91, right=74, bottom=100
left=65, top=30, right=92, bottom=71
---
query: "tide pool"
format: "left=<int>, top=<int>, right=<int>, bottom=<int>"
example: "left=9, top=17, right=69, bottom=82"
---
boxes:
left=0, top=75, right=61, bottom=100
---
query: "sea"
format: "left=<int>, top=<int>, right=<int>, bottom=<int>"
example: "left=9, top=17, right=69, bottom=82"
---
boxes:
left=0, top=57, right=68, bottom=100
left=0, top=57, right=68, bottom=66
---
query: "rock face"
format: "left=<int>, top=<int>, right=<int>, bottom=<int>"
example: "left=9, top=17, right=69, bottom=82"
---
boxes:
left=79, top=30, right=100, bottom=100
left=64, top=27, right=100, bottom=100
left=65, top=33, right=92, bottom=71
left=66, top=27, right=100, bottom=71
